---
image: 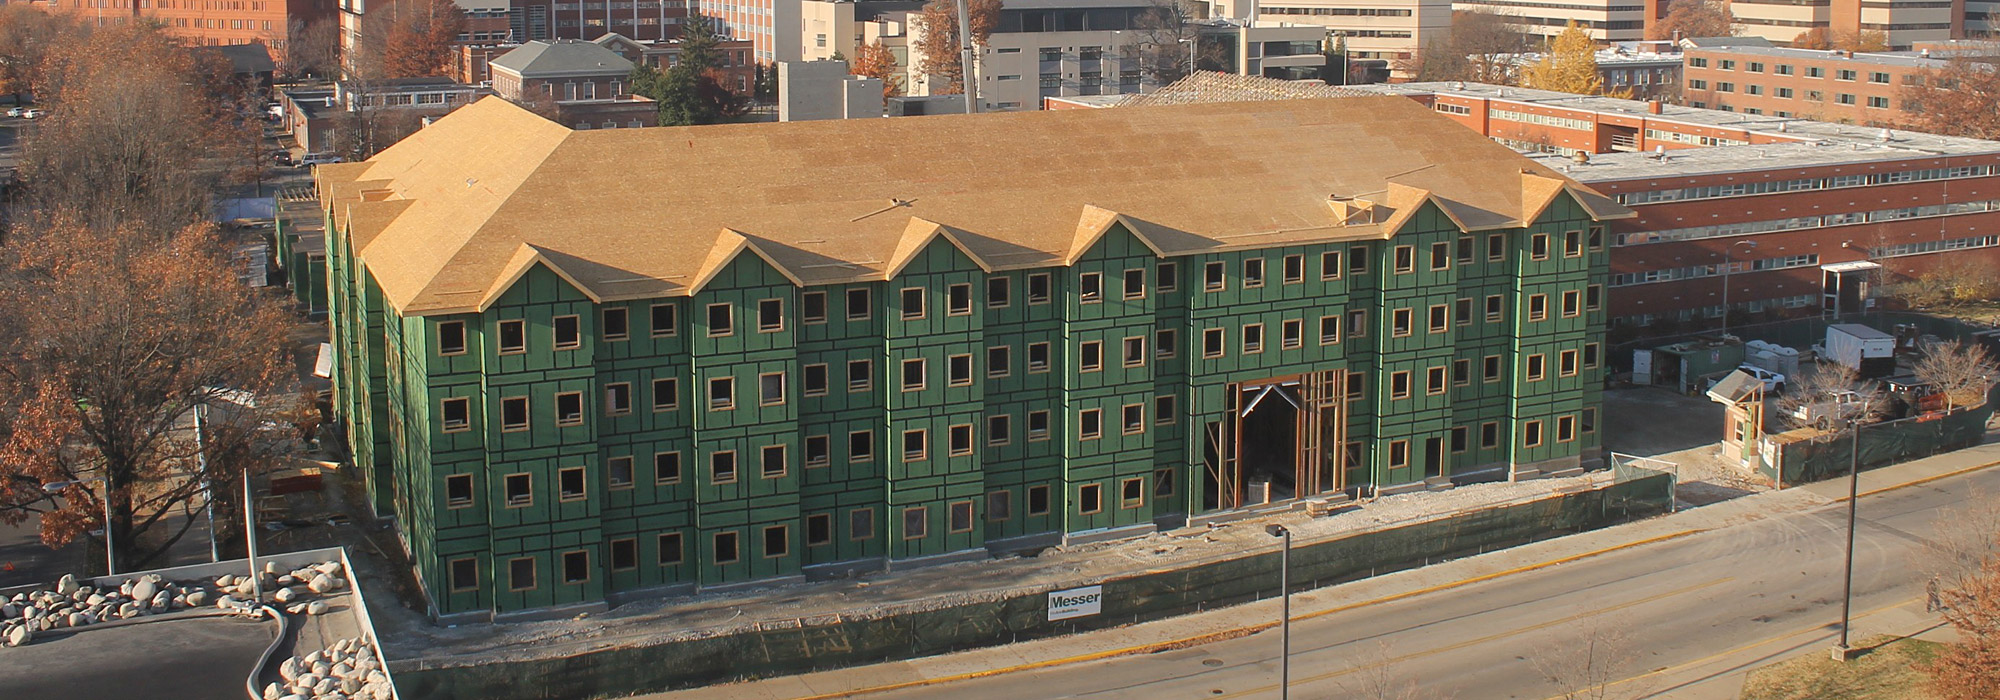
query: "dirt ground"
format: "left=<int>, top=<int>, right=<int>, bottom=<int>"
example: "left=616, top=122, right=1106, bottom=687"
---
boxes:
left=1602, top=387, right=1773, bottom=507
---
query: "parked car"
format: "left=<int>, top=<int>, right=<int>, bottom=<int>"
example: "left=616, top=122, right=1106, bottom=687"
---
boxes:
left=6, top=107, right=23, bottom=118
left=271, top=151, right=294, bottom=166
left=294, top=152, right=343, bottom=168
left=21, top=109, right=45, bottom=119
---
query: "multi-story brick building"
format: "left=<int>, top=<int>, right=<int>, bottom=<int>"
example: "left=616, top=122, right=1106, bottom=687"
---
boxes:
left=36, top=0, right=336, bottom=62
left=487, top=38, right=662, bottom=127
left=1681, top=41, right=1966, bottom=126
left=1339, top=81, right=2000, bottom=331
left=316, top=94, right=1628, bottom=616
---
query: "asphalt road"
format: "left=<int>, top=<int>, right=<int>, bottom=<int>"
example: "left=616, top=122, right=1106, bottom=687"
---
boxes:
left=848, top=466, right=1993, bottom=700
left=0, top=615, right=275, bottom=700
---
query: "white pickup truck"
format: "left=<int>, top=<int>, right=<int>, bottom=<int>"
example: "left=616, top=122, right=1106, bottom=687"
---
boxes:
left=1791, top=389, right=1867, bottom=428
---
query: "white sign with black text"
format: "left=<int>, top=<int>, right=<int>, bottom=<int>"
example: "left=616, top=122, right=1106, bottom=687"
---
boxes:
left=1046, top=585, right=1104, bottom=621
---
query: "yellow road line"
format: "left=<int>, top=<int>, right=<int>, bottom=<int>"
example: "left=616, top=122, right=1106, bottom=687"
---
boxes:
left=1538, top=593, right=1926, bottom=700
left=788, top=529, right=1703, bottom=700
left=1209, top=577, right=1737, bottom=700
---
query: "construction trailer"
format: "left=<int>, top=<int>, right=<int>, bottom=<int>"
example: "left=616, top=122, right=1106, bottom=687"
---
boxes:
left=1822, top=324, right=1897, bottom=378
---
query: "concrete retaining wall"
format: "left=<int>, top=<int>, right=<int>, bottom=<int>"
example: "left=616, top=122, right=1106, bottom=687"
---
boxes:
left=389, top=474, right=1674, bottom=700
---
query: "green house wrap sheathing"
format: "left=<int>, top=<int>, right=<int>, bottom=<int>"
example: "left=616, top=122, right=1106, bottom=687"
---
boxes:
left=318, top=95, right=1634, bottom=616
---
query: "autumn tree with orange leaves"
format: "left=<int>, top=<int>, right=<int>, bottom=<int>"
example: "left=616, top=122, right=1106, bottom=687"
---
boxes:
left=381, top=0, right=466, bottom=78
left=19, top=23, right=251, bottom=234
left=1900, top=59, right=2000, bottom=141
left=1927, top=537, right=2000, bottom=699
left=0, top=221, right=299, bottom=574
left=913, top=0, right=999, bottom=95
left=1646, top=0, right=1737, bottom=41
left=0, top=5, right=81, bottom=104
left=851, top=40, right=903, bottom=100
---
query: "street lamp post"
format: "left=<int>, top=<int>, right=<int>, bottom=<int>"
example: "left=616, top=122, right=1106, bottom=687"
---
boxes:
left=43, top=477, right=114, bottom=576
left=1179, top=37, right=1197, bottom=77
left=1833, top=406, right=1869, bottom=660
left=1266, top=524, right=1292, bottom=700
left=1720, top=240, right=1758, bottom=334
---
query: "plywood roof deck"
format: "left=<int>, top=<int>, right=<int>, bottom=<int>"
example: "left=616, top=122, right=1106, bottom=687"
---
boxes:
left=320, top=95, right=1629, bottom=316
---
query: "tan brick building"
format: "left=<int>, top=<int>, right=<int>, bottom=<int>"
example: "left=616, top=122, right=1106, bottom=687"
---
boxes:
left=1681, top=42, right=1959, bottom=125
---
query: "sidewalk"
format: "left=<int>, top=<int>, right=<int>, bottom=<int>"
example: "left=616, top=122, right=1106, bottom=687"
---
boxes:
left=653, top=440, right=2000, bottom=700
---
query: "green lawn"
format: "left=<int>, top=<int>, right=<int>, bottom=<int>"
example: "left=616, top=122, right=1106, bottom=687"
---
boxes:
left=1740, top=635, right=1944, bottom=700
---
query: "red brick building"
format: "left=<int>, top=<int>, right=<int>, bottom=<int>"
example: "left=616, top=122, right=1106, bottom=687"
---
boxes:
left=35, top=0, right=336, bottom=63
left=487, top=38, right=659, bottom=127
left=1344, top=82, right=2000, bottom=331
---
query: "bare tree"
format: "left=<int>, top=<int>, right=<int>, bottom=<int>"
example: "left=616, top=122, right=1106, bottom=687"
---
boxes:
left=1913, top=339, right=1994, bottom=411
left=1130, top=0, right=1207, bottom=86
left=1916, top=490, right=2000, bottom=594
left=272, top=18, right=342, bottom=82
left=1531, top=618, right=1643, bottom=700
left=1401, top=10, right=1531, bottom=84
left=1338, top=641, right=1452, bottom=700
left=1777, top=364, right=1883, bottom=433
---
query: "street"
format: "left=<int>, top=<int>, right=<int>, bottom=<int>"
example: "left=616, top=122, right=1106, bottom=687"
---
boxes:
left=662, top=447, right=2000, bottom=700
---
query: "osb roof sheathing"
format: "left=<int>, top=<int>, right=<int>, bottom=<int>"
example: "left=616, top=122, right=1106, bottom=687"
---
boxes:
left=320, top=95, right=1631, bottom=316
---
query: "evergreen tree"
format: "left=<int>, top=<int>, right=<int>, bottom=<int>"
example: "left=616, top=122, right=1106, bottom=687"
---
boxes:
left=632, top=15, right=741, bottom=126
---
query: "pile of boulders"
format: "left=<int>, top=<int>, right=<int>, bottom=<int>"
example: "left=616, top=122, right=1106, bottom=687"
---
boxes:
left=265, top=636, right=392, bottom=700
left=1, top=559, right=353, bottom=649
left=1, top=573, right=210, bottom=647
left=214, top=560, right=349, bottom=617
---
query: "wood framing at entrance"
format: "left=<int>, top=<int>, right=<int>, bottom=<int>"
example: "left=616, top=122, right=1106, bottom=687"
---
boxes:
left=1207, top=370, right=1347, bottom=510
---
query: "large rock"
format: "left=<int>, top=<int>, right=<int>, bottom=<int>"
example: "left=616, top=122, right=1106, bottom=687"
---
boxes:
left=130, top=578, right=157, bottom=604
left=308, top=574, right=335, bottom=594
left=306, top=600, right=330, bottom=616
left=5, top=624, right=31, bottom=647
left=278, top=657, right=304, bottom=682
left=315, top=561, right=343, bottom=577
left=185, top=590, right=208, bottom=607
left=272, top=587, right=298, bottom=604
left=55, top=573, right=77, bottom=596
